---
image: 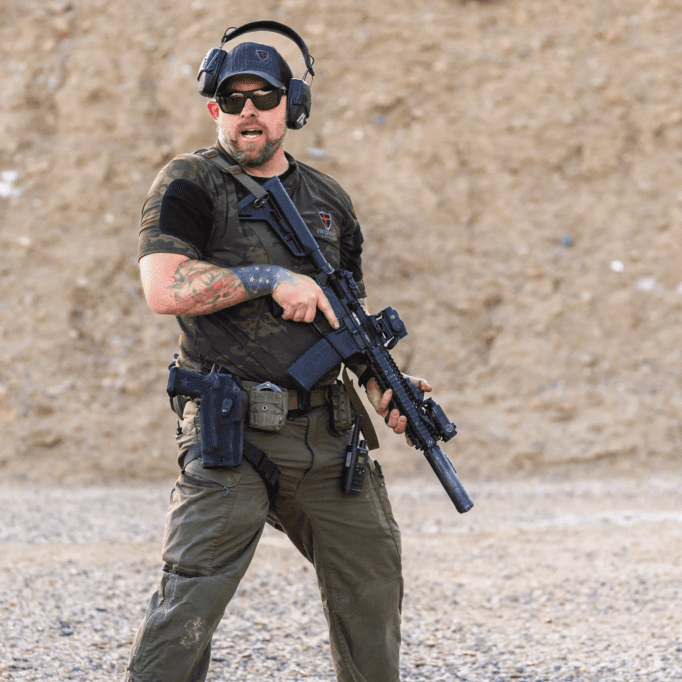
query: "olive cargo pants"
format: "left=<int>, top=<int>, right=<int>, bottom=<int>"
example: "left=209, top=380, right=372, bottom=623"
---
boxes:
left=126, top=404, right=403, bottom=682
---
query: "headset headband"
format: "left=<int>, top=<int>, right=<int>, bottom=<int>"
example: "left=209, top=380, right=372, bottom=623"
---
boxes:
left=220, top=20, right=315, bottom=79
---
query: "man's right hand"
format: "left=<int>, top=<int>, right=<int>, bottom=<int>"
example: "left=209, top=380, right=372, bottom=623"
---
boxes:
left=272, top=272, right=339, bottom=329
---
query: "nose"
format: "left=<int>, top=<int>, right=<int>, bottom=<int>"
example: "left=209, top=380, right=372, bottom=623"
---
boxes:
left=240, top=98, right=258, bottom=116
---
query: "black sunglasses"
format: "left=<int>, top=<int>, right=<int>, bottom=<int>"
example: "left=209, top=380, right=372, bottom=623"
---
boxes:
left=215, top=87, right=287, bottom=115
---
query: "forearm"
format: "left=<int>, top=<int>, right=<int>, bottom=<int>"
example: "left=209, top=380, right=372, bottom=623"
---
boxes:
left=167, top=260, right=294, bottom=316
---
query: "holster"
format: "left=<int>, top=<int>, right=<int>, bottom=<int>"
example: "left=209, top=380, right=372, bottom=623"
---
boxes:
left=167, top=365, right=247, bottom=469
left=200, top=377, right=247, bottom=468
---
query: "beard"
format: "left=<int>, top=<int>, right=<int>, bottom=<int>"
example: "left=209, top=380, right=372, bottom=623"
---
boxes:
left=220, top=127, right=287, bottom=169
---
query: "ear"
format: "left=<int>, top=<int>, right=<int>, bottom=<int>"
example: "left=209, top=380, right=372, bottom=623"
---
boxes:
left=207, top=100, right=220, bottom=121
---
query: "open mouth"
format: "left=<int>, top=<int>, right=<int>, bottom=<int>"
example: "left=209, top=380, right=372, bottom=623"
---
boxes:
left=241, top=128, right=263, bottom=139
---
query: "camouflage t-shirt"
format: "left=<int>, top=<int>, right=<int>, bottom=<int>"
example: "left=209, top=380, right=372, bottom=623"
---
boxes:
left=139, top=145, right=366, bottom=389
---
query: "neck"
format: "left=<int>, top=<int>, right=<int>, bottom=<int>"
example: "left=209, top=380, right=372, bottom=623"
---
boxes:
left=246, top=148, right=289, bottom=178
left=218, top=140, right=289, bottom=178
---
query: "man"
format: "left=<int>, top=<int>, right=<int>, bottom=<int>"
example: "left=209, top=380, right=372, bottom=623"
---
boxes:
left=127, top=31, right=430, bottom=682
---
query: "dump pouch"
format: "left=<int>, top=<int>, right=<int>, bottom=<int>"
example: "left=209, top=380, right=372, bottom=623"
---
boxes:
left=248, top=382, right=288, bottom=432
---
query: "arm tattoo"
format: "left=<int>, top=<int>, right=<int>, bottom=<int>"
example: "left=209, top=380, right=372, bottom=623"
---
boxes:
left=237, top=264, right=295, bottom=298
left=168, top=261, right=293, bottom=315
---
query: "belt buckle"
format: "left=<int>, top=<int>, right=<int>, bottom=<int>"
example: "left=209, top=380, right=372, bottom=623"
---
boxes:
left=254, top=381, right=282, bottom=393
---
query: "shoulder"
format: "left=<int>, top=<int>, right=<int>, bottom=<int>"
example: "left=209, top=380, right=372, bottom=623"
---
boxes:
left=149, top=151, right=223, bottom=191
left=294, top=159, right=348, bottom=194
left=291, top=158, right=355, bottom=211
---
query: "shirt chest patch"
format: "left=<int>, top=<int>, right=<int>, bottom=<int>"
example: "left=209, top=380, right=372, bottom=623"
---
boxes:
left=315, top=210, right=339, bottom=243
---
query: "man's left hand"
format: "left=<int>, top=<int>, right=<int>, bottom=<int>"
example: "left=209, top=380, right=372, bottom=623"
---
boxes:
left=366, top=375, right=432, bottom=444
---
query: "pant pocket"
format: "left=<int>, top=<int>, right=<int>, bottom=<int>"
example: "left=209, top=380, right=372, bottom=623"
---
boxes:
left=162, top=463, right=242, bottom=575
left=368, top=460, right=402, bottom=559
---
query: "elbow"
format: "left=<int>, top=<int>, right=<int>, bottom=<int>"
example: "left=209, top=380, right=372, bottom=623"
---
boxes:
left=145, top=291, right=183, bottom=316
left=139, top=253, right=192, bottom=315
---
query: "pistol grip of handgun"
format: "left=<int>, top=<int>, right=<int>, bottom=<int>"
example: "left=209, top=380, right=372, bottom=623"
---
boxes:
left=167, top=366, right=202, bottom=400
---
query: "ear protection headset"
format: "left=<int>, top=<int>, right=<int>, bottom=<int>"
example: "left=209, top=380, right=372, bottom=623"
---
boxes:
left=197, top=20, right=315, bottom=130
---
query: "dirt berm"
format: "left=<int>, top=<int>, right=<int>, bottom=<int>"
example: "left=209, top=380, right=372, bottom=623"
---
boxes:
left=0, top=0, right=681, bottom=484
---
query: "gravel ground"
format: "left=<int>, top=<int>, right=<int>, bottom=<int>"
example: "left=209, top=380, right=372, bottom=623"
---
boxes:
left=1, top=471, right=681, bottom=681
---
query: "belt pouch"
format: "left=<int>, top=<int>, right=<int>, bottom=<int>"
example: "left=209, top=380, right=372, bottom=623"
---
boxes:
left=328, top=381, right=354, bottom=433
left=248, top=382, right=288, bottom=432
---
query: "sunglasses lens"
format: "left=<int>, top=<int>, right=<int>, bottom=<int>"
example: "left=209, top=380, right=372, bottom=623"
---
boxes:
left=217, top=94, right=246, bottom=114
left=216, top=89, right=282, bottom=114
left=253, top=90, right=280, bottom=111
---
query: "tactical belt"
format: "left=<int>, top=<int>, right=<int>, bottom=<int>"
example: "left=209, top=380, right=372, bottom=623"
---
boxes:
left=198, top=363, right=331, bottom=415
left=241, top=379, right=329, bottom=414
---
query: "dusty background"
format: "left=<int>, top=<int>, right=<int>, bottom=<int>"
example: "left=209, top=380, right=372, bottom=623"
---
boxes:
left=2, top=3, right=682, bottom=682
left=1, top=0, right=682, bottom=484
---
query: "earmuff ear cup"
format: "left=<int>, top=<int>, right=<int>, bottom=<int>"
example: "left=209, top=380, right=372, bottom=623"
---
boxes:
left=197, top=48, right=227, bottom=97
left=286, top=78, right=312, bottom=129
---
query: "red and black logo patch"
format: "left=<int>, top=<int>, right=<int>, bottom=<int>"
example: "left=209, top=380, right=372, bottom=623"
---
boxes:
left=319, top=211, right=333, bottom=230
left=256, top=50, right=269, bottom=61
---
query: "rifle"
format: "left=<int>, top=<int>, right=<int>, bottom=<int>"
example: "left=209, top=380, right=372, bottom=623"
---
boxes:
left=236, top=176, right=473, bottom=514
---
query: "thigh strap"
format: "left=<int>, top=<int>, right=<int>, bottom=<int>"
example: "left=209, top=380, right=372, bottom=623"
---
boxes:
left=184, top=442, right=280, bottom=500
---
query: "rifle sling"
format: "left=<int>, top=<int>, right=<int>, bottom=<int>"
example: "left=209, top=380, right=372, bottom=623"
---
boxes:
left=196, top=148, right=270, bottom=204
left=197, top=149, right=381, bottom=451
left=342, top=368, right=380, bottom=451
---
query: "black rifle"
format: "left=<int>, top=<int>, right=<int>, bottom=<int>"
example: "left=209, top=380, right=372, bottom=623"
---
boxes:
left=236, top=178, right=473, bottom=513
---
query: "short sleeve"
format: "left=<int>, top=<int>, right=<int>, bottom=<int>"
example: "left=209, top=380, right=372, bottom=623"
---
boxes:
left=138, top=154, right=217, bottom=261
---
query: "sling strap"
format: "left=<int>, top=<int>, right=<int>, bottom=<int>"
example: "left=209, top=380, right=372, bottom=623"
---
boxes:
left=196, top=148, right=270, bottom=204
left=341, top=368, right=380, bottom=451
left=195, top=147, right=380, bottom=451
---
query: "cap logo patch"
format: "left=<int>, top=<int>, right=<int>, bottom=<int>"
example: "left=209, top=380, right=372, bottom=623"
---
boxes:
left=256, top=49, right=269, bottom=61
left=319, top=211, right=333, bottom=230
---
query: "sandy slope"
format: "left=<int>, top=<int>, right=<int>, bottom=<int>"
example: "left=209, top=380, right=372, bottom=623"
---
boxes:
left=1, top=0, right=681, bottom=483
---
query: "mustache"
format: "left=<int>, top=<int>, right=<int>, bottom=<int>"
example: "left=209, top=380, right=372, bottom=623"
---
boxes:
left=237, top=123, right=264, bottom=133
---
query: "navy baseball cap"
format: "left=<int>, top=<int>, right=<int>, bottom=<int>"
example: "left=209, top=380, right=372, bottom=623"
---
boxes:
left=215, top=42, right=293, bottom=93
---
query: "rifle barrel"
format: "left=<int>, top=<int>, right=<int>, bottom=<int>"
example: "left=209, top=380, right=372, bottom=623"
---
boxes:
left=424, top=446, right=474, bottom=513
